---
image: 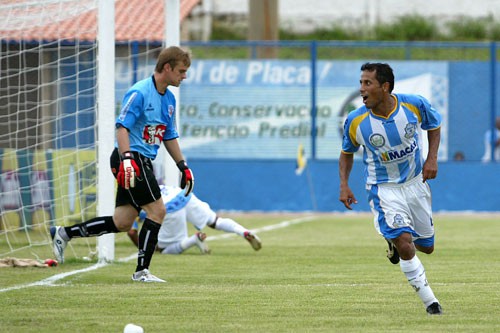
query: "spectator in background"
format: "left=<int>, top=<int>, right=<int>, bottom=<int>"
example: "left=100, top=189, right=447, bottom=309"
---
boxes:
left=339, top=63, right=443, bottom=315
left=453, top=151, right=465, bottom=161
left=481, top=116, right=500, bottom=162
left=127, top=185, right=262, bottom=254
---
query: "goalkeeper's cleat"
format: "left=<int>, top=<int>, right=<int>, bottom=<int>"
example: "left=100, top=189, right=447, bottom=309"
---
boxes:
left=426, top=302, right=443, bottom=315
left=132, top=269, right=166, bottom=283
left=244, top=231, right=262, bottom=251
left=195, top=232, right=211, bottom=254
left=50, top=226, right=67, bottom=264
left=385, top=238, right=400, bottom=264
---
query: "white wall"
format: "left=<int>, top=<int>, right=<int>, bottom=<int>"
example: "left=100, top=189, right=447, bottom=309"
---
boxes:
left=211, top=0, right=500, bottom=32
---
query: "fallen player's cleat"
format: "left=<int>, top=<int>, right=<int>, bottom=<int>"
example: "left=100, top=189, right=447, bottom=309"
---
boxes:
left=244, top=231, right=262, bottom=251
left=195, top=232, right=211, bottom=254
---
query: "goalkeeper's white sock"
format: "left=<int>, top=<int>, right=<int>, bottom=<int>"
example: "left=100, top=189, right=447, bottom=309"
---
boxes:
left=213, top=217, right=246, bottom=236
left=400, top=255, right=439, bottom=307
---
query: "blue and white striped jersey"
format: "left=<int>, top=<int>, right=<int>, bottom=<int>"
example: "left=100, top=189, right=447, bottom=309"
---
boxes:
left=115, top=76, right=179, bottom=159
left=341, top=93, right=441, bottom=185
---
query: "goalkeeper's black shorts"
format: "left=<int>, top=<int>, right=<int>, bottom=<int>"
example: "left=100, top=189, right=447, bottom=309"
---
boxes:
left=109, top=148, right=161, bottom=212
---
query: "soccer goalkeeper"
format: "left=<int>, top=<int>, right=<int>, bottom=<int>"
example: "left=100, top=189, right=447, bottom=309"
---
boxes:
left=50, top=46, right=194, bottom=283
left=128, top=185, right=262, bottom=254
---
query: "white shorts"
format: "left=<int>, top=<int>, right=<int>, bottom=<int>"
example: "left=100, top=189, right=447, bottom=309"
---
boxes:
left=157, top=193, right=216, bottom=248
left=367, top=174, right=435, bottom=247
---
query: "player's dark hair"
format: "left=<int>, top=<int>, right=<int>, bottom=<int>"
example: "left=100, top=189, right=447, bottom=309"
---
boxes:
left=155, top=46, right=191, bottom=73
left=361, top=62, right=394, bottom=92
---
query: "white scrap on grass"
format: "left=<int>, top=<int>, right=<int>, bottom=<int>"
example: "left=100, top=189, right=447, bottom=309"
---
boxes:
left=0, top=262, right=108, bottom=292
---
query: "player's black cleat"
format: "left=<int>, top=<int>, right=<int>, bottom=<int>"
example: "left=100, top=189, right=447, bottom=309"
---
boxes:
left=385, top=238, right=400, bottom=264
left=426, top=302, right=443, bottom=315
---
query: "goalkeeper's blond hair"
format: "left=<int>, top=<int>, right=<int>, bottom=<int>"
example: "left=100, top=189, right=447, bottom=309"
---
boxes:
left=155, top=46, right=191, bottom=73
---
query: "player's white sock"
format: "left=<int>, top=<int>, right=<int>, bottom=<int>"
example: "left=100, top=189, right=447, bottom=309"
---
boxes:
left=214, top=218, right=246, bottom=236
left=161, top=237, right=196, bottom=254
left=180, top=234, right=199, bottom=251
left=400, top=255, right=438, bottom=307
left=160, top=242, right=184, bottom=254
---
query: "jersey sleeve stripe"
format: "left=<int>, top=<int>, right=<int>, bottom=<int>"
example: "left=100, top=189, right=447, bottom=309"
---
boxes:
left=401, top=102, right=422, bottom=122
left=349, top=112, right=369, bottom=146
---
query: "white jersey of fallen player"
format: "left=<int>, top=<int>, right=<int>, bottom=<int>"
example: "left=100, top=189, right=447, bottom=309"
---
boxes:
left=155, top=185, right=216, bottom=248
left=342, top=93, right=441, bottom=185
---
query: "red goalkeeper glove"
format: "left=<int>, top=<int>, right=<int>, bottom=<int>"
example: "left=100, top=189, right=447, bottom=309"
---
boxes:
left=177, top=160, right=194, bottom=196
left=117, top=151, right=140, bottom=189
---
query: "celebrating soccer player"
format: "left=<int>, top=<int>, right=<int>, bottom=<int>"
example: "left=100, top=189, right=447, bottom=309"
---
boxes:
left=339, top=62, right=443, bottom=315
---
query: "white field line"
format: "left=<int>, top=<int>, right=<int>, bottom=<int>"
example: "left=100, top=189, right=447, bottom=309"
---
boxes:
left=0, top=262, right=108, bottom=292
left=206, top=215, right=317, bottom=241
left=0, top=215, right=317, bottom=293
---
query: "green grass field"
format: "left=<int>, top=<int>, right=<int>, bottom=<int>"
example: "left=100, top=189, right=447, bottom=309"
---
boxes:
left=1, top=213, right=499, bottom=333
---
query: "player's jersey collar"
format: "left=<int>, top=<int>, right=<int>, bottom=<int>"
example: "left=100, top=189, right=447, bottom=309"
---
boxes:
left=151, top=74, right=166, bottom=96
left=369, top=94, right=398, bottom=120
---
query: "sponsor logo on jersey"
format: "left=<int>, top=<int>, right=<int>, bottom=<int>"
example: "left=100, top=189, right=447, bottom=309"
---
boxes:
left=142, top=124, right=166, bottom=145
left=145, top=103, right=154, bottom=112
left=380, top=140, right=417, bottom=163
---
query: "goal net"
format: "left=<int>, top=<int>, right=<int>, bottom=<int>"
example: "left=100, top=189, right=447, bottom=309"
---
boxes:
left=0, top=0, right=104, bottom=263
left=0, top=0, right=182, bottom=264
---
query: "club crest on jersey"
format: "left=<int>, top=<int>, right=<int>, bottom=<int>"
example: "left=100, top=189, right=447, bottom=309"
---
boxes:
left=369, top=133, right=385, bottom=147
left=143, top=124, right=166, bottom=145
left=168, top=105, right=174, bottom=117
left=380, top=140, right=418, bottom=163
left=404, top=123, right=417, bottom=139
left=392, top=214, right=406, bottom=228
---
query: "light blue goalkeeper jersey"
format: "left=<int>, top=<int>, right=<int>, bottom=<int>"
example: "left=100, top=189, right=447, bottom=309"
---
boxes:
left=115, top=76, right=179, bottom=159
left=341, top=93, right=441, bottom=185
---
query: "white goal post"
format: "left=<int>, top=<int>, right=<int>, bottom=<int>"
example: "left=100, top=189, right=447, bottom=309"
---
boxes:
left=96, top=0, right=116, bottom=262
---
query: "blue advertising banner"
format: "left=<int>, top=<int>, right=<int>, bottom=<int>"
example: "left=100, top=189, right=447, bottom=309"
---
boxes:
left=115, top=60, right=448, bottom=160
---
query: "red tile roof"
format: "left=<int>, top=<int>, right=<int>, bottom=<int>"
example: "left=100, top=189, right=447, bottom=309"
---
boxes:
left=0, top=0, right=201, bottom=43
